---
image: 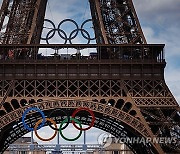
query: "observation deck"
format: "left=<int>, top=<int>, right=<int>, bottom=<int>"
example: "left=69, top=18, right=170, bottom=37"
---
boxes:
left=0, top=44, right=165, bottom=80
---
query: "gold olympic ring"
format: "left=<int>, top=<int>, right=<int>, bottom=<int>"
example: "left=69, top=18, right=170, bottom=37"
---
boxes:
left=34, top=118, right=57, bottom=141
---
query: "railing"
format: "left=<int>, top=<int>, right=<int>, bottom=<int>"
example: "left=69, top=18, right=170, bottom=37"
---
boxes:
left=0, top=44, right=165, bottom=63
left=7, top=144, right=133, bottom=153
left=8, top=144, right=102, bottom=152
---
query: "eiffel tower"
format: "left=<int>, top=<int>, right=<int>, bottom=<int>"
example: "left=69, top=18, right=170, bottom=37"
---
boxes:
left=0, top=0, right=179, bottom=153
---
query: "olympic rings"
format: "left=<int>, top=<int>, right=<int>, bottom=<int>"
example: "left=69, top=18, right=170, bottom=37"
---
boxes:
left=72, top=107, right=95, bottom=131
left=58, top=19, right=79, bottom=40
left=22, top=107, right=95, bottom=142
left=41, top=19, right=56, bottom=40
left=59, top=117, right=82, bottom=141
left=22, top=107, right=46, bottom=131
left=46, top=29, right=68, bottom=44
left=34, top=118, right=57, bottom=141
left=81, top=19, right=96, bottom=40
left=69, top=29, right=91, bottom=44
left=41, top=18, right=96, bottom=44
left=47, top=109, right=70, bottom=131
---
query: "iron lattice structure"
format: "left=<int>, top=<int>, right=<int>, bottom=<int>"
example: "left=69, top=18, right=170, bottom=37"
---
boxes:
left=0, top=1, right=179, bottom=154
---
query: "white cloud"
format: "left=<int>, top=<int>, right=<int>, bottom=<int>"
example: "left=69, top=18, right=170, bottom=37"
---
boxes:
left=133, top=0, right=180, bottom=26
left=133, top=0, right=180, bottom=103
left=45, top=0, right=91, bottom=23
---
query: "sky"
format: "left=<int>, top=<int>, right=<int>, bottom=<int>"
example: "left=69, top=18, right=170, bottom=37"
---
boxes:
left=0, top=0, right=180, bottom=146
left=133, top=0, right=180, bottom=101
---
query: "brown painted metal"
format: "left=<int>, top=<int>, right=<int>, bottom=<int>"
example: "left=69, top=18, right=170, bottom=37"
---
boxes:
left=0, top=0, right=179, bottom=154
left=90, top=0, right=109, bottom=44
left=89, top=0, right=147, bottom=44
left=0, top=0, right=10, bottom=32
